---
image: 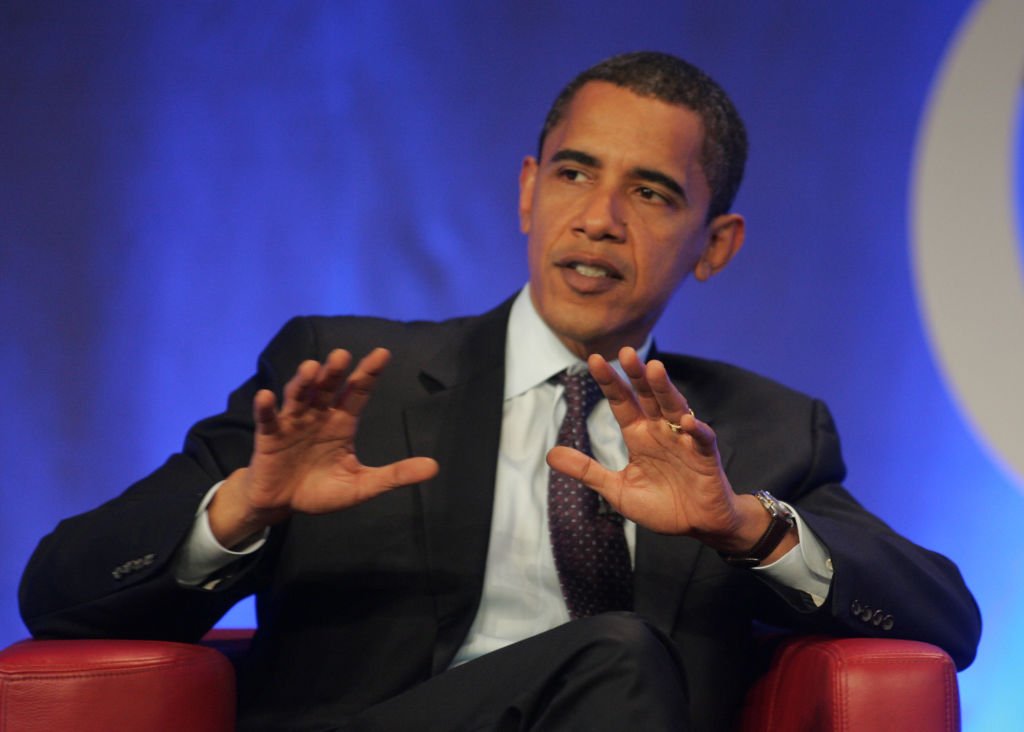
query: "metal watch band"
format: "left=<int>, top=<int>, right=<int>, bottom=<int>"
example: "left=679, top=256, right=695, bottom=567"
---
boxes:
left=719, top=491, right=796, bottom=568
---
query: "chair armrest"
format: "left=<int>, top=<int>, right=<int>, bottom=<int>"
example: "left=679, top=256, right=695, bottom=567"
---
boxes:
left=3, top=631, right=959, bottom=731
left=738, top=635, right=960, bottom=732
left=0, top=638, right=235, bottom=732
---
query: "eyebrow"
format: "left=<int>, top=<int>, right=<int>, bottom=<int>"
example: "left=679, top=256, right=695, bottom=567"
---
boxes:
left=550, top=148, right=600, bottom=168
left=549, top=148, right=687, bottom=203
left=632, top=167, right=686, bottom=202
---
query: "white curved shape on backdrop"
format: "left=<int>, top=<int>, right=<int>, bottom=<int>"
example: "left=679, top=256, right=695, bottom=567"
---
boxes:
left=911, top=0, right=1024, bottom=489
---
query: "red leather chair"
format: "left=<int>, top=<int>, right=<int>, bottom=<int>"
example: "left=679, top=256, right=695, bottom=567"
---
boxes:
left=0, top=635, right=235, bottom=732
left=0, top=631, right=959, bottom=731
left=737, top=635, right=960, bottom=731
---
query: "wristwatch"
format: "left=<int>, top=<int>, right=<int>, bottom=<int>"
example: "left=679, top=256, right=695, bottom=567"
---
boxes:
left=719, top=491, right=796, bottom=568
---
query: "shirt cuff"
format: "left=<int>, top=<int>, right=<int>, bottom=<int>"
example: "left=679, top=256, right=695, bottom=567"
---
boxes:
left=172, top=481, right=268, bottom=589
left=751, top=503, right=833, bottom=607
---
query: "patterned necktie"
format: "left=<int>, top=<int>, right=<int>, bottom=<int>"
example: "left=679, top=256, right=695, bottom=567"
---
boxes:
left=548, top=369, right=633, bottom=619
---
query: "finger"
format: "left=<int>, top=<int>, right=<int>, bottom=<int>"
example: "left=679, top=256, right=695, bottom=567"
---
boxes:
left=645, top=359, right=690, bottom=424
left=682, top=411, right=719, bottom=452
left=310, top=349, right=353, bottom=409
left=644, top=360, right=718, bottom=452
left=281, top=360, right=321, bottom=416
left=619, top=347, right=662, bottom=419
left=252, top=389, right=280, bottom=436
left=666, top=418, right=719, bottom=459
left=335, top=347, right=391, bottom=416
left=587, top=353, right=644, bottom=427
left=359, top=457, right=440, bottom=499
left=546, top=445, right=618, bottom=495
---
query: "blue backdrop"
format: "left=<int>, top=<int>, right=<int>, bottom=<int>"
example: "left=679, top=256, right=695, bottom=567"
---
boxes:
left=2, top=2, right=1021, bottom=729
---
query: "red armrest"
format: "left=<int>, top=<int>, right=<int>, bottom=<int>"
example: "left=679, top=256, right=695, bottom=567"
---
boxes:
left=738, top=635, right=960, bottom=732
left=0, top=631, right=960, bottom=731
left=0, top=638, right=235, bottom=732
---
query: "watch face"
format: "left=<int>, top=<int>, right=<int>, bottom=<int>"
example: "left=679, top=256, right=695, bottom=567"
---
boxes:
left=756, top=491, right=779, bottom=515
left=757, top=491, right=795, bottom=525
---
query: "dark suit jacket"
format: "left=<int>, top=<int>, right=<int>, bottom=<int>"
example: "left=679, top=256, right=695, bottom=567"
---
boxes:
left=20, top=297, right=981, bottom=731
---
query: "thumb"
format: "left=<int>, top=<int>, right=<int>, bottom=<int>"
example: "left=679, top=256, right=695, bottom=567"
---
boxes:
left=546, top=446, right=612, bottom=492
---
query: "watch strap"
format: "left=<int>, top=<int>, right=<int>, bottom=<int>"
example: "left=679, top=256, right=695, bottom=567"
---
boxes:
left=719, top=491, right=795, bottom=568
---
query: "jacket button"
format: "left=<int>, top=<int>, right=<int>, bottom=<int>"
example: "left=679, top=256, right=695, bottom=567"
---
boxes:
left=851, top=599, right=862, bottom=616
left=881, top=614, right=894, bottom=630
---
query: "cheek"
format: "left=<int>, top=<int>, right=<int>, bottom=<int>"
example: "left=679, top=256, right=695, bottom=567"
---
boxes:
left=634, top=241, right=696, bottom=299
left=526, top=233, right=550, bottom=283
left=526, top=236, right=540, bottom=272
left=644, top=222, right=707, bottom=275
left=526, top=206, right=568, bottom=258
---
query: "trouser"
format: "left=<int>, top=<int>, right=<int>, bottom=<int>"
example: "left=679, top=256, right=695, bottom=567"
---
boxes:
left=343, top=612, right=689, bottom=732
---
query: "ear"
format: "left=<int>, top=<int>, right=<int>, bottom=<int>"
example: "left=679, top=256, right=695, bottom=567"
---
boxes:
left=694, top=213, right=745, bottom=282
left=518, top=156, right=538, bottom=234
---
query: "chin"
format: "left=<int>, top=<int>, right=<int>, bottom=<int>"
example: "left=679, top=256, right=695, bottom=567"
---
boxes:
left=551, top=319, right=626, bottom=356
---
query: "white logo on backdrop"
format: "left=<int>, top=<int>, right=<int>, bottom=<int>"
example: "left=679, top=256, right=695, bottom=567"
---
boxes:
left=911, top=0, right=1024, bottom=489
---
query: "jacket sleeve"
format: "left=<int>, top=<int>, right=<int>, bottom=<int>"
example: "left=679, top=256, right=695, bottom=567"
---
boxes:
left=753, top=398, right=982, bottom=671
left=18, top=316, right=322, bottom=642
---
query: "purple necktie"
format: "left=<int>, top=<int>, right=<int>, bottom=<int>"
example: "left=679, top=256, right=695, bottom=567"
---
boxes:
left=548, top=370, right=633, bottom=619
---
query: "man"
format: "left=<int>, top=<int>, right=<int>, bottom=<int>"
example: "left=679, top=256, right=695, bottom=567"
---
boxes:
left=20, top=52, right=980, bottom=731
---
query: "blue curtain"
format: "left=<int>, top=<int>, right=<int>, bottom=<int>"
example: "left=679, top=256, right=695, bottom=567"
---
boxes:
left=2, top=2, right=1019, bottom=728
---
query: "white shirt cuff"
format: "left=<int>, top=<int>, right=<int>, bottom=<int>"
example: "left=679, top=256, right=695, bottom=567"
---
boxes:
left=172, top=481, right=268, bottom=589
left=751, top=503, right=833, bottom=607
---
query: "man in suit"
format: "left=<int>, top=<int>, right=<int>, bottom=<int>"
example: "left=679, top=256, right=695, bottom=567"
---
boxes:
left=20, top=52, right=980, bottom=731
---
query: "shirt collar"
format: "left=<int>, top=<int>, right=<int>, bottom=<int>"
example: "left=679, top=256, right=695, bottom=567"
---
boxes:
left=504, top=285, right=653, bottom=400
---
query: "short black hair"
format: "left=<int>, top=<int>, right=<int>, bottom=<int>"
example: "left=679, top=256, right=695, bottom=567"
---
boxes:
left=538, top=52, right=747, bottom=221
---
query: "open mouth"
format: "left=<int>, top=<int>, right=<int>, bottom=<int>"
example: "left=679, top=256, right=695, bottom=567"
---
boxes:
left=570, top=263, right=616, bottom=278
left=557, top=256, right=624, bottom=280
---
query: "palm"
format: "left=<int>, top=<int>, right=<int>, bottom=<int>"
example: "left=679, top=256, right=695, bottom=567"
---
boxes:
left=546, top=349, right=739, bottom=537
left=210, top=348, right=438, bottom=547
left=609, top=416, right=734, bottom=535
left=248, top=406, right=370, bottom=515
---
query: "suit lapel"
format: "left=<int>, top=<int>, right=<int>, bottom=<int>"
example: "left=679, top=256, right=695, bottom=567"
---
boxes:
left=401, top=323, right=739, bottom=654
left=633, top=344, right=736, bottom=634
left=404, top=299, right=512, bottom=674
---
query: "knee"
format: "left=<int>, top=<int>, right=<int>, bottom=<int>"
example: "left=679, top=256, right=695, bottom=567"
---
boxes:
left=564, top=613, right=689, bottom=725
left=579, top=612, right=666, bottom=649
left=575, top=612, right=685, bottom=682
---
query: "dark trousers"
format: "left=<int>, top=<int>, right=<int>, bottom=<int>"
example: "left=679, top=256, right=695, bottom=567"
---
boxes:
left=344, top=612, right=689, bottom=732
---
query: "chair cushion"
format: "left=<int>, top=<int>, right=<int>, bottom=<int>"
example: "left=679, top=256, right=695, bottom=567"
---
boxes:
left=0, top=639, right=235, bottom=732
left=739, top=636, right=959, bottom=731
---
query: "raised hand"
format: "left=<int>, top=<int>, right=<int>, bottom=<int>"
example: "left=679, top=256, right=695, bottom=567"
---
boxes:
left=208, top=348, right=439, bottom=547
left=546, top=348, right=788, bottom=557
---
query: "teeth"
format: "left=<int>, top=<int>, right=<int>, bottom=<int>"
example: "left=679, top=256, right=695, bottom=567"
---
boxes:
left=573, top=263, right=609, bottom=278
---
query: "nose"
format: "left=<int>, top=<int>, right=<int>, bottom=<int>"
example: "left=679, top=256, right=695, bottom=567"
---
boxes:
left=573, top=186, right=627, bottom=242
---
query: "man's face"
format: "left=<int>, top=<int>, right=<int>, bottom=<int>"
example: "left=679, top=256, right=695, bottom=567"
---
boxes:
left=519, top=81, right=743, bottom=360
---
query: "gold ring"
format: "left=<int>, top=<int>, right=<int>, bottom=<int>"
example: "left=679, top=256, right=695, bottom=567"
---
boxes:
left=665, top=408, right=696, bottom=434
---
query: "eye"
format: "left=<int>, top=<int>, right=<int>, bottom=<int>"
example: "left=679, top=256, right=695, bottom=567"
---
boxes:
left=636, top=186, right=670, bottom=204
left=558, top=168, right=590, bottom=183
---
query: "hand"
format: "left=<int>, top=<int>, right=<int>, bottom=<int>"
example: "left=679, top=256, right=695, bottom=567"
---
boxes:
left=546, top=348, right=792, bottom=558
left=208, top=348, right=439, bottom=547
